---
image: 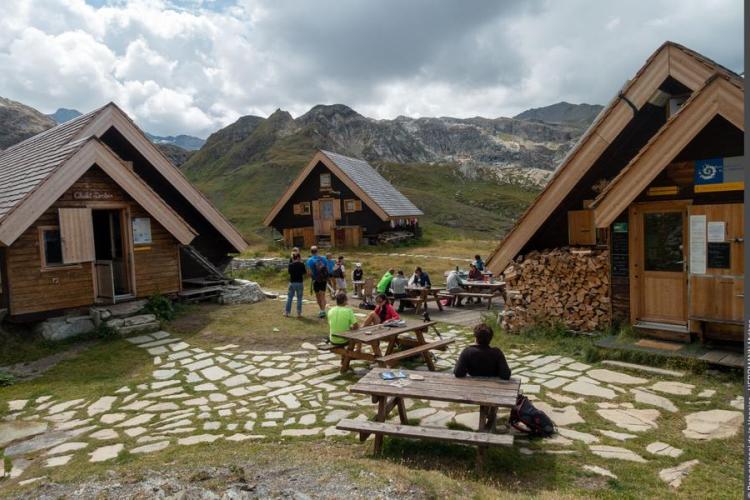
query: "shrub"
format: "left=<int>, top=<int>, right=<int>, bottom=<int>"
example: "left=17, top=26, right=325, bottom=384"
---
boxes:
left=0, top=371, right=14, bottom=387
left=144, top=294, right=176, bottom=322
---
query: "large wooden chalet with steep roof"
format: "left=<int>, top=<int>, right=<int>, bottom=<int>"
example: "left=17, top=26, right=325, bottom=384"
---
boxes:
left=487, top=42, right=744, bottom=344
left=0, top=103, right=247, bottom=320
left=264, top=150, right=423, bottom=247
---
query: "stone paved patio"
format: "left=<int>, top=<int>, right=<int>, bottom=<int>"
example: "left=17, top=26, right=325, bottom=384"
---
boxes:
left=0, top=326, right=743, bottom=490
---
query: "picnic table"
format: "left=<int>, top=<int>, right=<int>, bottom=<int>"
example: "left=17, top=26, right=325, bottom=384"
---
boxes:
left=329, top=321, right=453, bottom=373
left=337, top=367, right=520, bottom=468
left=398, top=286, right=445, bottom=313
left=438, top=280, right=506, bottom=310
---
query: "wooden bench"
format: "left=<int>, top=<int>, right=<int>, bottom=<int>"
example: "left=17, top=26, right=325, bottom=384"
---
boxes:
left=337, top=419, right=513, bottom=469
left=437, top=292, right=498, bottom=310
left=376, top=338, right=454, bottom=370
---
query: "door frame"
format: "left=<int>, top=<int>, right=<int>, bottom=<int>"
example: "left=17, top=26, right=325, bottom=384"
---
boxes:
left=88, top=202, right=137, bottom=302
left=628, top=200, right=691, bottom=325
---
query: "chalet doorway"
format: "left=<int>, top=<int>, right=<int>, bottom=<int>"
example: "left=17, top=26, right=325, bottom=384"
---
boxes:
left=313, top=199, right=335, bottom=236
left=630, top=201, right=689, bottom=330
left=93, top=209, right=132, bottom=302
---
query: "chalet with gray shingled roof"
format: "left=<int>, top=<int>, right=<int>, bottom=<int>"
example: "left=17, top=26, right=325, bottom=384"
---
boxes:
left=0, top=102, right=247, bottom=320
left=263, top=150, right=422, bottom=247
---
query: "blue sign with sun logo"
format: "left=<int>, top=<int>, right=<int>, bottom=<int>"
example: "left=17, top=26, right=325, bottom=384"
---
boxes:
left=694, top=156, right=744, bottom=192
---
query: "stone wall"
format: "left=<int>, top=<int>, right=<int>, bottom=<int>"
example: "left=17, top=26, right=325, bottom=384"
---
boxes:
left=218, top=280, right=266, bottom=305
left=229, top=257, right=288, bottom=273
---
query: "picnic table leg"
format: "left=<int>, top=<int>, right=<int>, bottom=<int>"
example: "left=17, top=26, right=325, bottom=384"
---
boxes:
left=433, top=292, right=444, bottom=311
left=340, top=341, right=355, bottom=373
left=396, top=397, right=408, bottom=424
left=414, top=328, right=436, bottom=371
left=373, top=396, right=387, bottom=454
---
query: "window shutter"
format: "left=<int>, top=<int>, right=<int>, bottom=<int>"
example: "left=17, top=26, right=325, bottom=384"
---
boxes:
left=333, top=199, right=341, bottom=220
left=293, top=203, right=301, bottom=215
left=58, top=208, right=95, bottom=264
left=354, top=200, right=362, bottom=211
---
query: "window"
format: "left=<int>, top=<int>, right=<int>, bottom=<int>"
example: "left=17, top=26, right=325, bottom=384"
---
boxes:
left=643, top=212, right=684, bottom=272
left=39, top=226, right=64, bottom=267
left=320, top=173, right=332, bottom=189
left=344, top=199, right=361, bottom=213
left=293, top=202, right=311, bottom=215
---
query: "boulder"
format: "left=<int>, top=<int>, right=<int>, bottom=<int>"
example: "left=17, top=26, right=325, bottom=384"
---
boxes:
left=219, top=280, right=266, bottom=305
left=683, top=410, right=743, bottom=440
left=35, top=315, right=95, bottom=341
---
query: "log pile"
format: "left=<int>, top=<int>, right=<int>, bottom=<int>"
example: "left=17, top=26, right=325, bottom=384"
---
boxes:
left=500, top=247, right=610, bottom=332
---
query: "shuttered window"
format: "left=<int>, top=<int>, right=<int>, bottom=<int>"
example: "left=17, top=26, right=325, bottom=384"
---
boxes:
left=344, top=199, right=362, bottom=213
left=293, top=203, right=311, bottom=215
left=58, top=208, right=95, bottom=264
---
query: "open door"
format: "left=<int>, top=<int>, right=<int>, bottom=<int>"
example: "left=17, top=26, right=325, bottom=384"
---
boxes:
left=630, top=201, right=689, bottom=328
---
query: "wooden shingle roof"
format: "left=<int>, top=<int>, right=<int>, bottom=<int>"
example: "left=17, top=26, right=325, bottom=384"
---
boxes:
left=0, top=106, right=103, bottom=220
left=320, top=150, right=423, bottom=218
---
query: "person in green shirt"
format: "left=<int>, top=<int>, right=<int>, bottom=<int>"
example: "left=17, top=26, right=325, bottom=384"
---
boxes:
left=327, top=292, right=359, bottom=345
left=376, top=268, right=395, bottom=295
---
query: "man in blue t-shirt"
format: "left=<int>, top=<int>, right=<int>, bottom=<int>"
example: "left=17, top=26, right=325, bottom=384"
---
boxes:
left=306, top=246, right=329, bottom=318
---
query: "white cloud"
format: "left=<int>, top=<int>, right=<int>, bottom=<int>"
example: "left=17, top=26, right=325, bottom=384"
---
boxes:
left=0, top=0, right=743, bottom=137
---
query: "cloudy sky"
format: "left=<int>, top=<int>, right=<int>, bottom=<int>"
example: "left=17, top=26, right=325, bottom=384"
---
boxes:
left=0, top=0, right=743, bottom=137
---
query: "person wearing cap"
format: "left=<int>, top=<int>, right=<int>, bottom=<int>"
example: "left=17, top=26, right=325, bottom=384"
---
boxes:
left=454, top=323, right=511, bottom=380
left=352, top=263, right=364, bottom=297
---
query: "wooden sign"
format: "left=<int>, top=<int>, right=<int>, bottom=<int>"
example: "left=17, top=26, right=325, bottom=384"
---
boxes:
left=73, top=190, right=115, bottom=201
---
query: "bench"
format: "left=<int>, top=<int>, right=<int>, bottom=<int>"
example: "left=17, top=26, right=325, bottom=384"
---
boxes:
left=336, top=418, right=513, bottom=469
left=376, top=338, right=454, bottom=369
left=437, top=292, right=498, bottom=310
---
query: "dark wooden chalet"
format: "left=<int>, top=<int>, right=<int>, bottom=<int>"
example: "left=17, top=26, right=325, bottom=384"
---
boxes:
left=0, top=103, right=247, bottom=320
left=487, top=42, right=744, bottom=343
left=263, top=150, right=422, bottom=247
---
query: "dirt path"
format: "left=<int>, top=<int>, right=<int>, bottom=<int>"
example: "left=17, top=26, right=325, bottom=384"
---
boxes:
left=0, top=341, right=96, bottom=381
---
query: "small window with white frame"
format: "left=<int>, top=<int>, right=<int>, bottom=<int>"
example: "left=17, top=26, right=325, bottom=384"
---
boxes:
left=344, top=199, right=360, bottom=213
left=320, top=173, right=332, bottom=189
left=299, top=202, right=311, bottom=215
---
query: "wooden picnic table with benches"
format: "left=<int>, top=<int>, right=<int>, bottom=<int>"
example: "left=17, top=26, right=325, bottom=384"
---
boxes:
left=337, top=367, right=521, bottom=469
left=437, top=280, right=506, bottom=310
left=395, top=286, right=445, bottom=314
left=326, top=321, right=453, bottom=373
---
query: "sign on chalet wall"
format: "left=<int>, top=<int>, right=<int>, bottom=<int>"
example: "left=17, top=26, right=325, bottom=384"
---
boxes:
left=694, top=156, right=744, bottom=193
left=73, top=190, right=115, bottom=201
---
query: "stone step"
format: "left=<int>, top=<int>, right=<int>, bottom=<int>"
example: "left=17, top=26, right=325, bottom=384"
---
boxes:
left=90, top=299, right=148, bottom=325
left=105, top=314, right=160, bottom=336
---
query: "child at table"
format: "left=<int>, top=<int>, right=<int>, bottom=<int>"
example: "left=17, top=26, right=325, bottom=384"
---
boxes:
left=362, top=293, right=400, bottom=327
left=454, top=323, right=511, bottom=380
left=327, top=292, right=359, bottom=346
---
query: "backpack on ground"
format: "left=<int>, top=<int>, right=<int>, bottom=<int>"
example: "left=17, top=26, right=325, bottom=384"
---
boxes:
left=509, top=393, right=556, bottom=438
left=314, top=259, right=329, bottom=283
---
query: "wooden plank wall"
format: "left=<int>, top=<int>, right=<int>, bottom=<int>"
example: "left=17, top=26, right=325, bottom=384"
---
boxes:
left=131, top=203, right=180, bottom=297
left=6, top=167, right=180, bottom=316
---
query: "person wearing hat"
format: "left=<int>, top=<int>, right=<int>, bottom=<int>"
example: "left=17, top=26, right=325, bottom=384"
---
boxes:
left=352, top=263, right=364, bottom=297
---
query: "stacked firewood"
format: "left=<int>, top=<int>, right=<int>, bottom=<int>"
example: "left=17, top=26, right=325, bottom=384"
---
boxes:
left=500, top=247, right=610, bottom=332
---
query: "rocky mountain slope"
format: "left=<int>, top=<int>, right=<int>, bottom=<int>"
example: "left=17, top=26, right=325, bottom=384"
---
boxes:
left=514, top=101, right=603, bottom=127
left=180, top=102, right=599, bottom=241
left=0, top=97, right=57, bottom=149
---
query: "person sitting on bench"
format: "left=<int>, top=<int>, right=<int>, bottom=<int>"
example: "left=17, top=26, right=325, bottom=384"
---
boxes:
left=446, top=269, right=467, bottom=306
left=362, top=293, right=400, bottom=327
left=327, top=292, right=359, bottom=346
left=390, top=270, right=409, bottom=313
left=453, top=323, right=511, bottom=380
left=408, top=266, right=432, bottom=288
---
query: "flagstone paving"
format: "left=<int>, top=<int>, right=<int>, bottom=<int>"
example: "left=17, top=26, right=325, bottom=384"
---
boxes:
left=0, top=327, right=742, bottom=491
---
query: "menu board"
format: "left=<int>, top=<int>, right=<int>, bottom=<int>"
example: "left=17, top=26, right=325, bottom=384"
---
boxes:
left=132, top=217, right=152, bottom=244
left=689, top=215, right=706, bottom=275
left=707, top=242, right=730, bottom=269
left=611, top=223, right=629, bottom=277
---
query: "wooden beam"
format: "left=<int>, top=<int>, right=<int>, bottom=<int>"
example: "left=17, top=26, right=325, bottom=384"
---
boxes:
left=77, top=104, right=248, bottom=253
left=0, top=140, right=197, bottom=246
left=592, top=78, right=744, bottom=228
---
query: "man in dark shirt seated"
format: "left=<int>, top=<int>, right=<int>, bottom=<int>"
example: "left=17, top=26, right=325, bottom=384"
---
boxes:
left=454, top=323, right=511, bottom=380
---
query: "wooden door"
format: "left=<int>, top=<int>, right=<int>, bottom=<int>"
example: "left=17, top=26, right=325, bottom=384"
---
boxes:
left=59, top=208, right=95, bottom=264
left=315, top=199, right=335, bottom=235
left=95, top=261, right=115, bottom=302
left=630, top=202, right=688, bottom=325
